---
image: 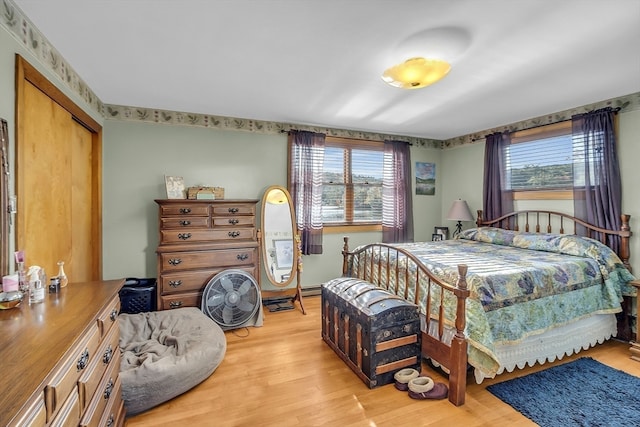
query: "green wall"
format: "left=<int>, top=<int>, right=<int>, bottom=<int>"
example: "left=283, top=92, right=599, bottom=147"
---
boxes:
left=102, top=119, right=443, bottom=287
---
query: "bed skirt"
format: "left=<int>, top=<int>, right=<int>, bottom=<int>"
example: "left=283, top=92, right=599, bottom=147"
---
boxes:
left=422, top=313, right=617, bottom=384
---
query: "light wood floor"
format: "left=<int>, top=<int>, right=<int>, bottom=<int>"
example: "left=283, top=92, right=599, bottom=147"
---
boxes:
left=125, top=296, right=640, bottom=427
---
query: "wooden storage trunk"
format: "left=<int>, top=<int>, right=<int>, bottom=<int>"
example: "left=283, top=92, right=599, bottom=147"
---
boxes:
left=321, top=277, right=421, bottom=388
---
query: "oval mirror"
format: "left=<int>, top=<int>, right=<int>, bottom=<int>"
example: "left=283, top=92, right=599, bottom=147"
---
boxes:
left=260, top=186, right=297, bottom=288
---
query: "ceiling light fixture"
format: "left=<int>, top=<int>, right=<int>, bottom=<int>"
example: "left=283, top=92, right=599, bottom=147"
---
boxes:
left=382, top=57, right=451, bottom=89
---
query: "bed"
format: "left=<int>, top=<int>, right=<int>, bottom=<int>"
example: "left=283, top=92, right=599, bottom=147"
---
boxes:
left=340, top=210, right=635, bottom=406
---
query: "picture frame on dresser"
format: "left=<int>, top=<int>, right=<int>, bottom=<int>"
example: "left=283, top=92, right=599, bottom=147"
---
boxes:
left=164, top=175, right=185, bottom=199
left=434, top=226, right=449, bottom=240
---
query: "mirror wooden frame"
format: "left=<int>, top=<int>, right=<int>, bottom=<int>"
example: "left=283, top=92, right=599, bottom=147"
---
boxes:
left=259, top=185, right=305, bottom=314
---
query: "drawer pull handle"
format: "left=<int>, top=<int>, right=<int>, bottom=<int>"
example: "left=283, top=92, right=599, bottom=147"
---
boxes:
left=104, top=378, right=114, bottom=400
left=179, top=208, right=192, bottom=214
left=106, top=414, right=115, bottom=427
left=178, top=232, right=192, bottom=240
left=110, top=308, right=118, bottom=321
left=103, top=345, right=113, bottom=364
left=170, top=301, right=183, bottom=309
left=180, top=220, right=191, bottom=226
left=169, top=280, right=182, bottom=287
left=228, top=231, right=241, bottom=238
left=237, top=253, right=249, bottom=261
left=77, top=348, right=90, bottom=371
left=168, top=258, right=182, bottom=266
left=228, top=218, right=239, bottom=225
left=228, top=207, right=239, bottom=213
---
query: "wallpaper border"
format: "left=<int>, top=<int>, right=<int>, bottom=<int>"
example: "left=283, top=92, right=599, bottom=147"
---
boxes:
left=2, top=0, right=638, bottom=150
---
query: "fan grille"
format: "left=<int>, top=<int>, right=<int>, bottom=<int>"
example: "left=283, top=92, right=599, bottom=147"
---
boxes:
left=201, top=269, right=260, bottom=330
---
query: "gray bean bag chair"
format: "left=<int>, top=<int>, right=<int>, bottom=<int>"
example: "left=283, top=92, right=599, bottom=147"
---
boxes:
left=119, top=307, right=226, bottom=415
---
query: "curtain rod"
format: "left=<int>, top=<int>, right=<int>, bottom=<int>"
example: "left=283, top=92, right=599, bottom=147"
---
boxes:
left=281, top=129, right=414, bottom=145
left=471, top=107, right=621, bottom=142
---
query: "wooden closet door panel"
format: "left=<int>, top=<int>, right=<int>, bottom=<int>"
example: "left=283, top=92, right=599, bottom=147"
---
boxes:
left=20, top=81, right=73, bottom=273
left=70, top=123, right=93, bottom=282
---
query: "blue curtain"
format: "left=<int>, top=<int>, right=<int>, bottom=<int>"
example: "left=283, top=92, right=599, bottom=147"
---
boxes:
left=288, top=130, right=325, bottom=255
left=572, top=107, right=622, bottom=252
left=382, top=140, right=414, bottom=243
left=482, top=131, right=513, bottom=225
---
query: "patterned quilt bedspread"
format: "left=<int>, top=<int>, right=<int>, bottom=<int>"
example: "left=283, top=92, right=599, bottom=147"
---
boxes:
left=352, top=228, right=636, bottom=376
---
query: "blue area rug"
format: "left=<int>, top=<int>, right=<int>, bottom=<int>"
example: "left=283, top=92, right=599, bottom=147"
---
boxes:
left=487, top=357, right=640, bottom=427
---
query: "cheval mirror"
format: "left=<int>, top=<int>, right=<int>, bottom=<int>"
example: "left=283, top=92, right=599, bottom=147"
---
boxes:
left=259, top=185, right=305, bottom=314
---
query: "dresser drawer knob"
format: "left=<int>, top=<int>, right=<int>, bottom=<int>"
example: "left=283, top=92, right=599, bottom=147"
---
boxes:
left=106, top=414, right=115, bottom=427
left=237, top=253, right=249, bottom=261
left=169, top=301, right=183, bottom=309
left=179, top=208, right=191, bottom=214
left=77, top=348, right=90, bottom=371
left=228, top=231, right=241, bottom=238
left=103, top=345, right=113, bottom=364
left=169, top=280, right=182, bottom=288
left=178, top=232, right=192, bottom=240
left=180, top=220, right=191, bottom=226
left=168, top=258, right=182, bottom=266
left=228, top=207, right=239, bottom=214
left=110, top=308, right=118, bottom=321
left=104, top=378, right=114, bottom=400
left=228, top=218, right=239, bottom=225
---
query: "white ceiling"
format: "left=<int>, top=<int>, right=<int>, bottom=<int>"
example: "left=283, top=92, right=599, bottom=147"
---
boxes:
left=13, top=0, right=640, bottom=140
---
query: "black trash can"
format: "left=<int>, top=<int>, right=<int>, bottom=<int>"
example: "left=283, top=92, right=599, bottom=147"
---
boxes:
left=119, top=277, right=157, bottom=314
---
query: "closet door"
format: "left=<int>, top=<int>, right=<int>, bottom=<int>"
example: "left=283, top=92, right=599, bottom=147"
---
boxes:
left=16, top=56, right=102, bottom=282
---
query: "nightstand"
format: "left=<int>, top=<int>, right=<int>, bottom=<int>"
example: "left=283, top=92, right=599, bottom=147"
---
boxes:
left=630, top=280, right=640, bottom=362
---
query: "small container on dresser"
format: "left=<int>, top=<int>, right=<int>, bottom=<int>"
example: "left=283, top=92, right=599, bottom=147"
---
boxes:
left=155, top=199, right=259, bottom=310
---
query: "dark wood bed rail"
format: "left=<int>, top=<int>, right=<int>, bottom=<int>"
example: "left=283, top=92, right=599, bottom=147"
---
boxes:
left=476, top=210, right=632, bottom=272
left=341, top=237, right=470, bottom=406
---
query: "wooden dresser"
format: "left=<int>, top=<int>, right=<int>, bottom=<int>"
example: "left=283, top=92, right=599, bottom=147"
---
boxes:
left=1, top=279, right=125, bottom=427
left=155, top=199, right=259, bottom=310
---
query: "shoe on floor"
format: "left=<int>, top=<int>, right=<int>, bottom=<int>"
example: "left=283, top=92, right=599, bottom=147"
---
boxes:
left=407, top=376, right=448, bottom=400
left=393, top=368, right=420, bottom=391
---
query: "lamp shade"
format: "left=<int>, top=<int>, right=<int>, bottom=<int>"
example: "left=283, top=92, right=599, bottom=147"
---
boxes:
left=447, top=199, right=473, bottom=221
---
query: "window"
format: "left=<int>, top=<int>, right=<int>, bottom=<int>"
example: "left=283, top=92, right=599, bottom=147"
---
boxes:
left=321, top=138, right=383, bottom=225
left=505, top=121, right=574, bottom=199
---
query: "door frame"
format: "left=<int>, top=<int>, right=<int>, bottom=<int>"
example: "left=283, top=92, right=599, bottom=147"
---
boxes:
left=15, top=55, right=103, bottom=279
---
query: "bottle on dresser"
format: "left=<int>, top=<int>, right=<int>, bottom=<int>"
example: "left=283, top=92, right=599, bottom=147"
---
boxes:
left=28, top=265, right=45, bottom=304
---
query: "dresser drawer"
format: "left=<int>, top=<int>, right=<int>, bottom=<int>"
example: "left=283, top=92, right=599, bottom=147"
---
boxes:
left=160, top=227, right=256, bottom=244
left=97, top=381, right=123, bottom=427
left=96, top=296, right=120, bottom=338
left=79, top=362, right=121, bottom=427
left=45, top=324, right=101, bottom=422
left=161, top=216, right=210, bottom=229
left=78, top=324, right=120, bottom=410
left=49, top=388, right=80, bottom=427
left=212, top=204, right=255, bottom=216
left=160, top=266, right=258, bottom=294
left=160, top=292, right=201, bottom=309
left=160, top=204, right=210, bottom=216
left=10, top=394, right=46, bottom=427
left=160, top=247, right=258, bottom=272
left=212, top=216, right=255, bottom=227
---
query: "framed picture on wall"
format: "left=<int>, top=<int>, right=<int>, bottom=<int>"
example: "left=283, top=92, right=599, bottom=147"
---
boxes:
left=434, top=226, right=449, bottom=240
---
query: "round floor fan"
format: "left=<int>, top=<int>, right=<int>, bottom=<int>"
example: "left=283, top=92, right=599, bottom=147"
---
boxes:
left=201, top=269, right=262, bottom=330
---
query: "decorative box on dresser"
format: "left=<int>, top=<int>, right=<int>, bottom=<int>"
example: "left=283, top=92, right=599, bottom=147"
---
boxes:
left=1, top=279, right=125, bottom=427
left=155, top=199, right=259, bottom=310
